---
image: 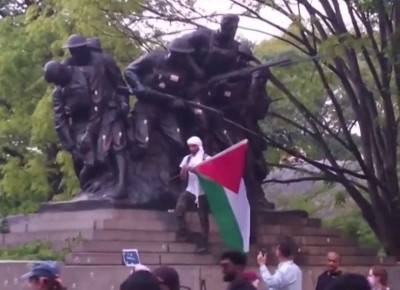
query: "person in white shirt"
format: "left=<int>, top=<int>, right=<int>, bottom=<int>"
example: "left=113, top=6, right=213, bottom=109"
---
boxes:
left=257, top=242, right=302, bottom=290
left=175, top=136, right=210, bottom=254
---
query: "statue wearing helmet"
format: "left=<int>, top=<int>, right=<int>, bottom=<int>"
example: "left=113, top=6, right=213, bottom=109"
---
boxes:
left=44, top=60, right=100, bottom=189
left=124, top=35, right=205, bottom=158
left=87, top=37, right=102, bottom=53
left=200, top=15, right=241, bottom=77
left=57, top=34, right=130, bottom=200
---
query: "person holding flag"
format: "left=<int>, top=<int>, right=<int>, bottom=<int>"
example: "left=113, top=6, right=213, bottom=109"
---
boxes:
left=175, top=136, right=211, bottom=254
left=195, top=139, right=251, bottom=253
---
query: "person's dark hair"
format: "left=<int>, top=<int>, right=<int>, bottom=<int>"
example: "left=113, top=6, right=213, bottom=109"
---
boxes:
left=371, top=266, right=388, bottom=287
left=328, top=273, right=370, bottom=290
left=220, top=250, right=247, bottom=266
left=120, top=270, right=161, bottom=290
left=153, top=266, right=180, bottom=290
left=277, top=242, right=293, bottom=258
left=29, top=277, right=67, bottom=290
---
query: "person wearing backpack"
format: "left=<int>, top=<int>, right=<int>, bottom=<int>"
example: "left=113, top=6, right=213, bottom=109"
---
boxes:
left=175, top=136, right=210, bottom=254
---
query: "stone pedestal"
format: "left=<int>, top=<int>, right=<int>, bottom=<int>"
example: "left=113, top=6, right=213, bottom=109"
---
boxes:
left=2, top=206, right=399, bottom=290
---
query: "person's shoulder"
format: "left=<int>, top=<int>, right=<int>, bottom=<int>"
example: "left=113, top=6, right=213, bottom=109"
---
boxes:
left=292, top=262, right=302, bottom=272
left=228, top=279, right=256, bottom=290
left=316, top=270, right=329, bottom=279
left=180, top=155, right=189, bottom=164
left=282, top=261, right=301, bottom=273
left=141, top=50, right=166, bottom=61
left=241, top=280, right=257, bottom=290
left=129, top=50, right=165, bottom=67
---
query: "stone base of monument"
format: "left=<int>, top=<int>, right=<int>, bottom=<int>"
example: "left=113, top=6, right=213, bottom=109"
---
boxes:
left=1, top=205, right=400, bottom=290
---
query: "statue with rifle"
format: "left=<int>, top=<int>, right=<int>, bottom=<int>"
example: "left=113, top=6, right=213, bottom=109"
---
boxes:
left=178, top=16, right=280, bottom=213
left=124, top=36, right=209, bottom=156
left=46, top=35, right=130, bottom=200
left=44, top=26, right=290, bottom=211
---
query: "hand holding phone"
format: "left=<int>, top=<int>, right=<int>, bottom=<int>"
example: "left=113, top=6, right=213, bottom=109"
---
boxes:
left=257, top=250, right=267, bottom=266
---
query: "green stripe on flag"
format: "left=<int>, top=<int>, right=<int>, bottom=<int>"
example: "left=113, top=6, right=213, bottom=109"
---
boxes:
left=197, top=174, right=244, bottom=252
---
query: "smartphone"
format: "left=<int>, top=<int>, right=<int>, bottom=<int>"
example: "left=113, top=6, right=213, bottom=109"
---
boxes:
left=260, top=247, right=268, bottom=255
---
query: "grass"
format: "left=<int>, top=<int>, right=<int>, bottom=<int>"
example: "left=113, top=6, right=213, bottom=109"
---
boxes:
left=0, top=235, right=83, bottom=261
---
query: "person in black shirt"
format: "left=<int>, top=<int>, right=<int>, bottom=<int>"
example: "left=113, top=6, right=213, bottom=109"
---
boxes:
left=315, top=251, right=343, bottom=290
left=220, top=250, right=256, bottom=290
left=328, top=273, right=370, bottom=290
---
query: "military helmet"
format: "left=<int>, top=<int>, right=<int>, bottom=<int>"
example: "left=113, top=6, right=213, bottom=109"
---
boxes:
left=62, top=34, right=88, bottom=49
left=43, top=60, right=65, bottom=83
left=87, top=37, right=102, bottom=52
left=167, top=36, right=194, bottom=53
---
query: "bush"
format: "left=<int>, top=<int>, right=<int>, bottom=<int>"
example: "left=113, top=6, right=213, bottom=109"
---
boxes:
left=0, top=236, right=82, bottom=260
left=323, top=213, right=383, bottom=254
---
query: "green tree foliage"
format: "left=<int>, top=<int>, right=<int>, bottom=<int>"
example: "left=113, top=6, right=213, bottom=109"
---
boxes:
left=0, top=0, right=142, bottom=215
left=253, top=36, right=362, bottom=161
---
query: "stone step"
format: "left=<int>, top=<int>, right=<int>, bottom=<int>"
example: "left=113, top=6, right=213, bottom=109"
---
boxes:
left=89, top=229, right=347, bottom=247
left=96, top=219, right=174, bottom=232
left=75, top=241, right=196, bottom=253
left=1, top=230, right=93, bottom=245
left=96, top=216, right=336, bottom=236
left=295, top=255, right=396, bottom=266
left=9, top=220, right=95, bottom=233
left=278, top=227, right=340, bottom=237
left=65, top=252, right=216, bottom=266
left=295, top=246, right=376, bottom=256
left=91, top=230, right=176, bottom=242
left=292, top=236, right=357, bottom=246
left=8, top=209, right=322, bottom=233
left=257, top=234, right=356, bottom=247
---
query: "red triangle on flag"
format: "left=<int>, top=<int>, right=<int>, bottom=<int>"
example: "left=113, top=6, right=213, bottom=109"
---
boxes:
left=195, top=140, right=248, bottom=193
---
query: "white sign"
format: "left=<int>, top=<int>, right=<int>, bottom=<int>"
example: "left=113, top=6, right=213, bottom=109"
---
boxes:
left=122, top=249, right=140, bottom=267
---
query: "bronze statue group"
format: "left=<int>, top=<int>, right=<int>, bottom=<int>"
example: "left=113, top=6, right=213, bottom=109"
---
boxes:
left=43, top=15, right=274, bottom=221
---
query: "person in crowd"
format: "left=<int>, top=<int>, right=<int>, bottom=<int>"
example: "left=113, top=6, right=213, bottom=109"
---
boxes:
left=21, top=261, right=66, bottom=290
left=244, top=271, right=260, bottom=288
left=257, top=242, right=302, bottom=290
left=220, top=250, right=256, bottom=290
left=130, top=264, right=150, bottom=274
left=367, top=266, right=390, bottom=290
left=315, top=251, right=342, bottom=290
left=120, top=270, right=161, bottom=290
left=328, top=273, right=370, bottom=290
left=153, top=266, right=180, bottom=290
left=175, top=136, right=211, bottom=253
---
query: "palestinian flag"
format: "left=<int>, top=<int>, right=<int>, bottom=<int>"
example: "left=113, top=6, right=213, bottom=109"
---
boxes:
left=195, top=140, right=250, bottom=252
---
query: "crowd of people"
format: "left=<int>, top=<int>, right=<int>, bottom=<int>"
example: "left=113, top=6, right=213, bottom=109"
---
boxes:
left=22, top=242, right=391, bottom=290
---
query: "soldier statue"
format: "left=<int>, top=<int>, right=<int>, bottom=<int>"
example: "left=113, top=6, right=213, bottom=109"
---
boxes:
left=44, top=61, right=103, bottom=191
left=57, top=34, right=130, bottom=200
left=87, top=37, right=102, bottom=53
left=45, top=17, right=276, bottom=211
left=195, top=14, right=241, bottom=78
left=124, top=36, right=205, bottom=158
